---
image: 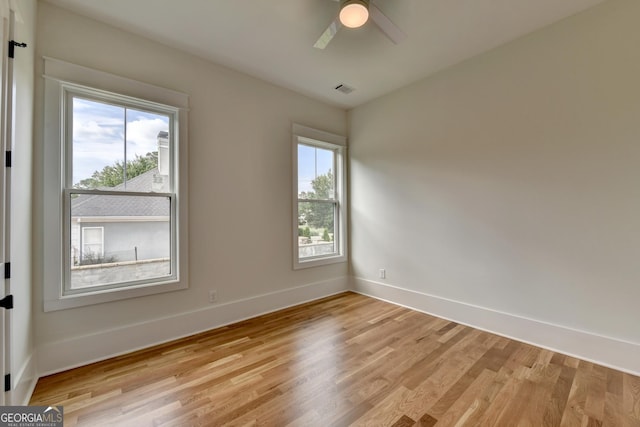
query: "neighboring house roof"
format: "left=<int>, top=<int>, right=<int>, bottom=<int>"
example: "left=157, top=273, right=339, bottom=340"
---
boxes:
left=72, top=168, right=169, bottom=217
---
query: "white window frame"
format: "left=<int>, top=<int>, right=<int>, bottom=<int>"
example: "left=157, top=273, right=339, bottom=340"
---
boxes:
left=81, top=226, right=104, bottom=260
left=292, top=124, right=347, bottom=269
left=43, top=57, right=189, bottom=311
left=62, top=87, right=179, bottom=296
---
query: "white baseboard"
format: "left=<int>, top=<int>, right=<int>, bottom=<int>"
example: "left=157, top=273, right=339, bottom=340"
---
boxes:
left=11, top=352, right=38, bottom=405
left=37, top=276, right=349, bottom=376
left=351, top=277, right=640, bottom=376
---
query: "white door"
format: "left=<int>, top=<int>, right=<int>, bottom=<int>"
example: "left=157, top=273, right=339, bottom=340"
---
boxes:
left=0, top=2, right=13, bottom=406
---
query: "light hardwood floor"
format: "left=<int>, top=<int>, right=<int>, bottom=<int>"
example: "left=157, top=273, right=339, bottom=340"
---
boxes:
left=30, top=292, right=640, bottom=426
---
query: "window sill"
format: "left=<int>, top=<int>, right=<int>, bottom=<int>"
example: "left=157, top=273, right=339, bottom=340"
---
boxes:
left=293, top=254, right=347, bottom=270
left=44, top=279, right=188, bottom=312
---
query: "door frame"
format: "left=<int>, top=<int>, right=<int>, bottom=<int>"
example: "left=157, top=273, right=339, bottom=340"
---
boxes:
left=0, top=2, right=15, bottom=405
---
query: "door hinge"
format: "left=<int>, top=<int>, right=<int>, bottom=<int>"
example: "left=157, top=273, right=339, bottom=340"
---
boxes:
left=3, top=262, right=9, bottom=279
left=8, top=40, right=27, bottom=59
left=0, top=295, right=13, bottom=310
left=5, top=151, right=10, bottom=167
left=4, top=374, right=10, bottom=392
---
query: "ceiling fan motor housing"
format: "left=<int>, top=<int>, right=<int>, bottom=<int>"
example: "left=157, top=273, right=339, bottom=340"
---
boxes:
left=340, top=0, right=370, bottom=28
left=315, top=0, right=404, bottom=49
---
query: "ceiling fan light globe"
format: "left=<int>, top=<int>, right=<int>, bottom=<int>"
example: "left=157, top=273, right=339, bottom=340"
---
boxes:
left=339, top=2, right=369, bottom=28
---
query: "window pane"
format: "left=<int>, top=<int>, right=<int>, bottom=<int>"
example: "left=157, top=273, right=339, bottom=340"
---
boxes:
left=72, top=97, right=125, bottom=189
left=298, top=144, right=335, bottom=200
left=297, top=201, right=336, bottom=259
left=72, top=97, right=171, bottom=192
left=69, top=193, right=171, bottom=290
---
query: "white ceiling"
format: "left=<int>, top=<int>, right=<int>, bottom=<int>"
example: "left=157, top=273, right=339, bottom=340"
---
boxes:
left=45, top=0, right=607, bottom=108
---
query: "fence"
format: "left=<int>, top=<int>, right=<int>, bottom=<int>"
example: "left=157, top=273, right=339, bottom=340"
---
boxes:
left=298, top=242, right=335, bottom=258
left=70, top=258, right=171, bottom=289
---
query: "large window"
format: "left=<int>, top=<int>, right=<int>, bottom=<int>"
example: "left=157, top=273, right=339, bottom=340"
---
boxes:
left=43, top=58, right=189, bottom=311
left=293, top=124, right=347, bottom=268
left=65, top=92, right=175, bottom=293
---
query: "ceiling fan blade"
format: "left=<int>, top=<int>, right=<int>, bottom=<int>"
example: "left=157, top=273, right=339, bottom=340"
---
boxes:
left=314, top=17, right=342, bottom=49
left=369, top=2, right=406, bottom=44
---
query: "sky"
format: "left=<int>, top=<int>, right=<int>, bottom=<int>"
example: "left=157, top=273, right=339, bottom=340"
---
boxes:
left=297, top=144, right=334, bottom=195
left=72, top=97, right=169, bottom=185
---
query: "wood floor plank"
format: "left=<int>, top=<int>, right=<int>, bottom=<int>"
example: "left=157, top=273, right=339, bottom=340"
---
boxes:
left=416, top=413, right=438, bottom=427
left=29, top=292, right=640, bottom=427
left=543, top=364, right=577, bottom=426
left=350, top=385, right=414, bottom=427
left=603, top=391, right=623, bottom=427
left=432, top=368, right=497, bottom=426
left=561, top=360, right=595, bottom=427
left=390, top=415, right=416, bottom=427
left=624, top=373, right=640, bottom=425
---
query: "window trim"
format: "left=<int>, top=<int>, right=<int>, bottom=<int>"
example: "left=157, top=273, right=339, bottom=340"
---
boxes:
left=292, top=124, right=347, bottom=269
left=43, top=57, right=189, bottom=311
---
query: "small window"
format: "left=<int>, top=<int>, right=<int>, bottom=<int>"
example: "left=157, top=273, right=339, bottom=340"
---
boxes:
left=43, top=58, right=189, bottom=311
left=292, top=124, right=347, bottom=269
left=81, top=226, right=104, bottom=262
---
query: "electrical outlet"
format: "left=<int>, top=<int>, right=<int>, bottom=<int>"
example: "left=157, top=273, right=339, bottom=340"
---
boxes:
left=379, top=269, right=386, bottom=279
left=209, top=289, right=218, bottom=303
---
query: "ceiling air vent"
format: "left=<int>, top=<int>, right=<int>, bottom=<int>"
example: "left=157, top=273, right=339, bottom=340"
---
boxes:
left=334, top=83, right=355, bottom=94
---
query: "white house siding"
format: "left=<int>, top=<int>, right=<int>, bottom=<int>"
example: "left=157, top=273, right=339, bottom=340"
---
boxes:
left=79, top=220, right=170, bottom=263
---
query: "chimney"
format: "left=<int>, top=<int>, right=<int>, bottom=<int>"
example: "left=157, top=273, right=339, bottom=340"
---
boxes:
left=157, top=131, right=169, bottom=176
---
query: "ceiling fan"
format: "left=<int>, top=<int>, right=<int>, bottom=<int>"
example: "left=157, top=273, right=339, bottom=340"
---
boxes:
left=314, top=0, right=407, bottom=49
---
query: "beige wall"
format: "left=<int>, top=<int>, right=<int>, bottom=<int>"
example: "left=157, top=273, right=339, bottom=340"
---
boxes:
left=33, top=3, right=347, bottom=354
left=349, top=0, right=640, bottom=344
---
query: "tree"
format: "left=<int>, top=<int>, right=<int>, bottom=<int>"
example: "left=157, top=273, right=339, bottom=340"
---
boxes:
left=299, top=170, right=334, bottom=231
left=309, top=172, right=333, bottom=199
left=75, top=152, right=158, bottom=189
